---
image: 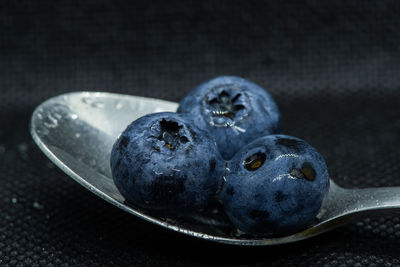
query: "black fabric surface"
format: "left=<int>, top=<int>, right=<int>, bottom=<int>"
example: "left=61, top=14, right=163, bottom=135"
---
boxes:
left=1, top=1, right=400, bottom=266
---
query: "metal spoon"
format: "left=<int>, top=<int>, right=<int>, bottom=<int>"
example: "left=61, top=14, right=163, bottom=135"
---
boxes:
left=30, top=92, right=400, bottom=246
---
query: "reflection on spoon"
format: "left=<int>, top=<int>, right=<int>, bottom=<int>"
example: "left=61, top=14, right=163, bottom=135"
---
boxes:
left=30, top=92, right=400, bottom=246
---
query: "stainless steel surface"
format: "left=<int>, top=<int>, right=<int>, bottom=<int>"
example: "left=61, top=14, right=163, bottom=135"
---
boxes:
left=30, top=92, right=400, bottom=246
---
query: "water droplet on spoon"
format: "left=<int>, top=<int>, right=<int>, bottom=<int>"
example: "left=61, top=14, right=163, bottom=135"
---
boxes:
left=82, top=97, right=105, bottom=108
left=115, top=101, right=123, bottom=109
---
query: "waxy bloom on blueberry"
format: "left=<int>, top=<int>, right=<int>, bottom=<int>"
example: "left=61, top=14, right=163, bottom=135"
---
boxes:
left=110, top=112, right=224, bottom=217
left=178, top=76, right=281, bottom=159
left=219, top=135, right=329, bottom=236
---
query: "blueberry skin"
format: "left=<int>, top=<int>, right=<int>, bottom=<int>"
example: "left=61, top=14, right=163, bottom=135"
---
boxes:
left=110, top=112, right=224, bottom=217
left=177, top=76, right=281, bottom=159
left=220, top=135, right=329, bottom=236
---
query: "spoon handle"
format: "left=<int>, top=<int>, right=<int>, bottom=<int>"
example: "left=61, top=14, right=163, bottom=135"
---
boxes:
left=326, top=182, right=400, bottom=219
left=347, top=186, right=400, bottom=211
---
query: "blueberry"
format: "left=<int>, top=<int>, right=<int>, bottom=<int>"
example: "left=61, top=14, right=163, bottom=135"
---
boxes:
left=110, top=112, right=225, bottom=218
left=220, top=135, right=329, bottom=236
left=178, top=76, right=281, bottom=159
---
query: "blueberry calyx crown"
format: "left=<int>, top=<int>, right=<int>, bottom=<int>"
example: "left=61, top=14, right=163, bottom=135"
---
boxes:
left=157, top=119, right=189, bottom=150
left=208, top=90, right=244, bottom=120
left=205, top=85, right=249, bottom=126
left=243, top=152, right=266, bottom=171
left=289, top=162, right=316, bottom=181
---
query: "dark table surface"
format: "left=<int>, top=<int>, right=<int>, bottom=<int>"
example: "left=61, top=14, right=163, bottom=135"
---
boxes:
left=1, top=1, right=400, bottom=266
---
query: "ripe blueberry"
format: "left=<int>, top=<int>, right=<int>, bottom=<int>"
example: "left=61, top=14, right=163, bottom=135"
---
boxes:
left=219, top=135, right=329, bottom=236
left=178, top=76, right=281, bottom=159
left=110, top=112, right=225, bottom=218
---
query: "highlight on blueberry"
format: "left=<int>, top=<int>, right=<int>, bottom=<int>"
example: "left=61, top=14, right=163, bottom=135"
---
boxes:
left=110, top=112, right=225, bottom=218
left=219, top=135, right=329, bottom=236
left=177, top=76, right=282, bottom=159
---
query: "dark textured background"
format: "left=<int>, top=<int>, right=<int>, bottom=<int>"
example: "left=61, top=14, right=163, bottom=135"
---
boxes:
left=1, top=1, right=400, bottom=266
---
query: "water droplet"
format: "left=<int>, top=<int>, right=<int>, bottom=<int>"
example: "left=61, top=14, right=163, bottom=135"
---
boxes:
left=70, top=114, right=78, bottom=120
left=53, top=113, right=62, bottom=120
left=37, top=113, right=43, bottom=119
left=115, top=101, right=123, bottom=109
left=82, top=97, right=91, bottom=104
left=82, top=97, right=104, bottom=108
left=44, top=122, right=56, bottom=128
left=37, top=127, right=50, bottom=135
left=75, top=133, right=81, bottom=138
left=48, top=114, right=57, bottom=123
left=44, top=114, right=58, bottom=128
left=11, top=198, right=17, bottom=204
left=92, top=101, right=104, bottom=108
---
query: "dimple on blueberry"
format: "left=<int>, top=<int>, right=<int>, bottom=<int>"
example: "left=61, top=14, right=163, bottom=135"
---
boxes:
left=178, top=76, right=282, bottom=159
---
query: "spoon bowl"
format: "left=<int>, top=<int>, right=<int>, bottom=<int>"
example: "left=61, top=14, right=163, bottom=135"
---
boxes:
left=30, top=92, right=400, bottom=245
